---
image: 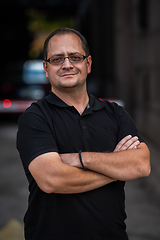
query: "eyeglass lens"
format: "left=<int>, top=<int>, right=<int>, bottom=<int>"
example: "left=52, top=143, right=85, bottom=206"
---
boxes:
left=48, top=54, right=86, bottom=65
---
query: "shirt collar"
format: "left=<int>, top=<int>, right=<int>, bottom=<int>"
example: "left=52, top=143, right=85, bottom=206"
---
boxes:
left=45, top=91, right=105, bottom=111
left=45, top=91, right=69, bottom=108
left=89, top=94, right=105, bottom=111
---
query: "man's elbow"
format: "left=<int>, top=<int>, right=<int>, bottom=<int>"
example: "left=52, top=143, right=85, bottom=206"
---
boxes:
left=38, top=176, right=62, bottom=194
left=143, top=160, right=151, bottom=177
left=40, top=183, right=55, bottom=194
left=139, top=149, right=151, bottom=178
left=37, top=181, right=54, bottom=194
left=141, top=164, right=151, bottom=177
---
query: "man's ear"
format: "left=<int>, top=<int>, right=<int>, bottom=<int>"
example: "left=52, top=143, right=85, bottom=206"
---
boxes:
left=43, top=61, right=49, bottom=78
left=87, top=55, right=92, bottom=74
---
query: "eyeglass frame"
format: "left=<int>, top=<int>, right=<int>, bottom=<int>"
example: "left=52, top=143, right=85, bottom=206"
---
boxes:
left=46, top=54, right=88, bottom=65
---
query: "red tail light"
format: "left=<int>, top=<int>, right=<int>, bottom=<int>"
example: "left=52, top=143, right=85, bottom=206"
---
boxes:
left=3, top=99, right=12, bottom=108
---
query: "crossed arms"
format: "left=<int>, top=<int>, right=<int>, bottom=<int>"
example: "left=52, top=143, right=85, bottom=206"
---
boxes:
left=29, top=135, right=151, bottom=194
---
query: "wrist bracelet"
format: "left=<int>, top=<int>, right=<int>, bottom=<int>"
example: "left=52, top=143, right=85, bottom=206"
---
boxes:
left=79, top=150, right=87, bottom=171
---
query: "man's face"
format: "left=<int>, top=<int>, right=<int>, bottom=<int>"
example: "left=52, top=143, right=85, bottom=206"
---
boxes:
left=43, top=33, right=92, bottom=93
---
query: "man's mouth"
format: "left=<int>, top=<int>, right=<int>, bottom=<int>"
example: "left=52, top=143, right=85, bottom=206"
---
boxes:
left=62, top=73, right=75, bottom=77
left=59, top=71, right=79, bottom=77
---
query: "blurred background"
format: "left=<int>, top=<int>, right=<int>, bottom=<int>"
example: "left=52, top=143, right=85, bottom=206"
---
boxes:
left=0, top=0, right=160, bottom=239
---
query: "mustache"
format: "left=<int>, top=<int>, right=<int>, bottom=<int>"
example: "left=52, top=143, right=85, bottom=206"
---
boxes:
left=58, top=70, right=79, bottom=77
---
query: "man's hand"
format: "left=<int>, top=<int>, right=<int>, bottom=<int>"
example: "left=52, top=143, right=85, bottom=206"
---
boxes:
left=60, top=152, right=79, bottom=168
left=113, top=135, right=140, bottom=152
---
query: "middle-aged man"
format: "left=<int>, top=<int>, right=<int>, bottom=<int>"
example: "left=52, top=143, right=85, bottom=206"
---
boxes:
left=17, top=28, right=151, bottom=240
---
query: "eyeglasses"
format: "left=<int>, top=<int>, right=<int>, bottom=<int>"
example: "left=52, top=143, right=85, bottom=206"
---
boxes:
left=46, top=54, right=87, bottom=65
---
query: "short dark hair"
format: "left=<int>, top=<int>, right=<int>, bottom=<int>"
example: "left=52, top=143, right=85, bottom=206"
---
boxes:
left=43, top=28, right=90, bottom=61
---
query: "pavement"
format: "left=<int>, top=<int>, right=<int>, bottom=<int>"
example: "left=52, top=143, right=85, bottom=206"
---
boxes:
left=0, top=219, right=24, bottom=240
left=0, top=122, right=160, bottom=240
left=126, top=138, right=160, bottom=240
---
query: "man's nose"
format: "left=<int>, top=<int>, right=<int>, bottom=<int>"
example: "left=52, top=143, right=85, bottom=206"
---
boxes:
left=62, top=57, right=73, bottom=68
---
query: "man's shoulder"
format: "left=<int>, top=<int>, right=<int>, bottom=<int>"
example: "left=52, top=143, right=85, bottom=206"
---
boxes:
left=95, top=97, right=124, bottom=115
left=19, top=99, right=44, bottom=120
left=18, top=96, right=50, bottom=125
left=26, top=98, right=46, bottom=112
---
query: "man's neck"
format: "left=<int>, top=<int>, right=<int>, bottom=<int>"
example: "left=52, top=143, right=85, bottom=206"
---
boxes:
left=51, top=87, right=89, bottom=115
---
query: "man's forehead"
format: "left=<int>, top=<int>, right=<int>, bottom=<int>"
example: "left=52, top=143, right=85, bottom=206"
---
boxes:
left=50, top=32, right=80, bottom=41
left=48, top=33, right=83, bottom=52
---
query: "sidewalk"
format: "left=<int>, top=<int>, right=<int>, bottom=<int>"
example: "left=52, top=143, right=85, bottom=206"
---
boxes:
left=125, top=138, right=160, bottom=240
left=145, top=139, right=160, bottom=198
left=0, top=220, right=24, bottom=240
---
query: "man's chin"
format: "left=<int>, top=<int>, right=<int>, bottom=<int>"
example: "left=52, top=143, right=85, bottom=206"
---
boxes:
left=59, top=80, right=79, bottom=89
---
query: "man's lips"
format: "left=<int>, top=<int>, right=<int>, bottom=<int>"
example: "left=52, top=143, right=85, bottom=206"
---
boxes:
left=58, top=71, right=79, bottom=77
left=61, top=73, right=75, bottom=77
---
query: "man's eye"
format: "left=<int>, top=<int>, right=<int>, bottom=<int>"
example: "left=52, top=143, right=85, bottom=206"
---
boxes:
left=70, top=55, right=82, bottom=62
left=70, top=56, right=81, bottom=61
left=51, top=57, right=63, bottom=63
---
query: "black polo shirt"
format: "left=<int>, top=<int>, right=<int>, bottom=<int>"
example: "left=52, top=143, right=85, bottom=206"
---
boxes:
left=17, top=91, right=143, bottom=240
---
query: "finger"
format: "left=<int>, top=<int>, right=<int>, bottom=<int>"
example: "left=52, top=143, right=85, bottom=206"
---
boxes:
left=128, top=140, right=140, bottom=150
left=114, top=136, right=139, bottom=152
left=120, top=136, right=139, bottom=151
left=114, top=135, right=132, bottom=152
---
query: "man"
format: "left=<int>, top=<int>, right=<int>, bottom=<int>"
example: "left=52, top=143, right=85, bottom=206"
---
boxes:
left=17, top=28, right=150, bottom=240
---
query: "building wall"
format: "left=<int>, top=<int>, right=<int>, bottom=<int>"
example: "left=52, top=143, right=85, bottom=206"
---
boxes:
left=115, top=0, right=160, bottom=146
left=114, top=0, right=135, bottom=113
left=132, top=0, right=160, bottom=146
left=76, top=0, right=116, bottom=99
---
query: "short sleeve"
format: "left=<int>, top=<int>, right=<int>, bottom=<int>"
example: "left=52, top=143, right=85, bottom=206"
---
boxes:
left=17, top=110, right=58, bottom=175
left=116, top=105, right=144, bottom=143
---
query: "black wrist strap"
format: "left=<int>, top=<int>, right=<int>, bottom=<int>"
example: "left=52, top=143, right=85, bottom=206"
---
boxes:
left=79, top=150, right=87, bottom=171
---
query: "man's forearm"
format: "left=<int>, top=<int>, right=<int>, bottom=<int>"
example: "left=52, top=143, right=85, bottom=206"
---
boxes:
left=81, top=142, right=150, bottom=181
left=55, top=169, right=115, bottom=194
left=60, top=138, right=151, bottom=181
left=29, top=152, right=115, bottom=194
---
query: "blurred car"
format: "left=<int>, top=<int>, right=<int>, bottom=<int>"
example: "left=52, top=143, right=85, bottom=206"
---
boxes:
left=0, top=59, right=124, bottom=115
left=0, top=60, right=50, bottom=114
